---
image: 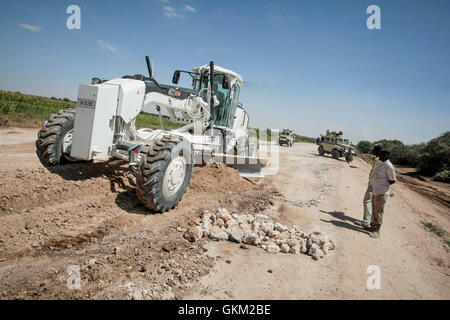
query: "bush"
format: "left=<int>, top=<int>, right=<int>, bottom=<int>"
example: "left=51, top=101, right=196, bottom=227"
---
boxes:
left=432, top=169, right=450, bottom=183
left=357, top=141, right=373, bottom=154
left=417, top=131, right=450, bottom=176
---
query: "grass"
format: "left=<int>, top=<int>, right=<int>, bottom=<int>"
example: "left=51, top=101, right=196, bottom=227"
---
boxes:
left=420, top=220, right=446, bottom=237
left=420, top=220, right=450, bottom=248
left=0, top=90, right=183, bottom=130
left=1, top=90, right=316, bottom=141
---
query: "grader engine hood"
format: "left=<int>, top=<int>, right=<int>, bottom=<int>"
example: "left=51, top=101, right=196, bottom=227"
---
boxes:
left=70, top=79, right=145, bottom=161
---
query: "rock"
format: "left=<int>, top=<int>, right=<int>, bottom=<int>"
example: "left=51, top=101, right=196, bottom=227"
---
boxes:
left=184, top=226, right=203, bottom=242
left=274, top=222, right=287, bottom=232
left=244, top=214, right=255, bottom=223
left=225, top=259, right=231, bottom=264
left=278, top=231, right=291, bottom=239
left=208, top=226, right=228, bottom=241
left=261, top=221, right=274, bottom=234
left=202, top=214, right=212, bottom=230
left=289, top=245, right=300, bottom=254
left=217, top=208, right=232, bottom=222
left=266, top=243, right=280, bottom=254
left=243, top=232, right=258, bottom=245
left=322, top=243, right=329, bottom=255
left=225, top=218, right=237, bottom=229
left=308, top=243, right=324, bottom=260
left=267, top=230, right=279, bottom=238
left=238, top=221, right=252, bottom=232
left=255, top=214, right=269, bottom=221
left=299, top=239, right=308, bottom=254
left=275, top=239, right=284, bottom=246
left=287, top=238, right=299, bottom=248
left=215, top=218, right=225, bottom=228
left=229, top=227, right=244, bottom=243
left=24, top=220, right=34, bottom=230
left=267, top=269, right=273, bottom=273
left=280, top=243, right=290, bottom=253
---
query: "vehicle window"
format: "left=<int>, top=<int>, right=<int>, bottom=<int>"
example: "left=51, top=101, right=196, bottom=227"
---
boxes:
left=200, top=73, right=231, bottom=126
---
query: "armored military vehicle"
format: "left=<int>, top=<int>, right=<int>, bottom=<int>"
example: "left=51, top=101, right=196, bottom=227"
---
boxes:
left=279, top=129, right=295, bottom=147
left=316, top=130, right=356, bottom=162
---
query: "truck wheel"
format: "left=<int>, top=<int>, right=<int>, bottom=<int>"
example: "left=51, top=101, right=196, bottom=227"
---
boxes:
left=36, top=109, right=79, bottom=166
left=136, top=135, right=194, bottom=212
left=331, top=149, right=340, bottom=159
left=318, top=146, right=325, bottom=156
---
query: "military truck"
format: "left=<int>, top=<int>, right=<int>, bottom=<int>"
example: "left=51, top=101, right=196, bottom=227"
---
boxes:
left=316, top=130, right=356, bottom=162
left=279, top=129, right=295, bottom=147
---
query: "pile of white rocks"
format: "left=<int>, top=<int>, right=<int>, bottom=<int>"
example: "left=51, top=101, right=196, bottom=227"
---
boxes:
left=184, top=208, right=335, bottom=260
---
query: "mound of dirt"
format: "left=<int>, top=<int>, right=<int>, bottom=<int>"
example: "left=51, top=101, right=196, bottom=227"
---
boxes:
left=0, top=162, right=281, bottom=299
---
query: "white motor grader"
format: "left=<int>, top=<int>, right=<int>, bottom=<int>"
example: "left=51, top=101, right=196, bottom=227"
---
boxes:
left=36, top=56, right=267, bottom=212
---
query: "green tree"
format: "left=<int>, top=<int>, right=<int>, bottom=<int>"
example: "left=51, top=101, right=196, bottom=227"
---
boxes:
left=357, top=141, right=373, bottom=154
left=417, top=131, right=450, bottom=176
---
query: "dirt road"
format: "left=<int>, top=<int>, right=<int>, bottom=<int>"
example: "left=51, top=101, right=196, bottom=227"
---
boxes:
left=0, top=127, right=449, bottom=299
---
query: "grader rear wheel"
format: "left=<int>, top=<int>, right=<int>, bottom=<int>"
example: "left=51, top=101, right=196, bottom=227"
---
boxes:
left=36, top=109, right=79, bottom=166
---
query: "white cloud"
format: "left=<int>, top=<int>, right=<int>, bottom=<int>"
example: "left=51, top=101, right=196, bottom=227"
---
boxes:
left=19, top=24, right=43, bottom=32
left=163, top=6, right=183, bottom=18
left=95, top=40, right=117, bottom=53
left=184, top=5, right=196, bottom=12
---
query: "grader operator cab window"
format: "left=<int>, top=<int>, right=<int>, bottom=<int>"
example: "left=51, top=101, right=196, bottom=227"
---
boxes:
left=200, top=73, right=233, bottom=127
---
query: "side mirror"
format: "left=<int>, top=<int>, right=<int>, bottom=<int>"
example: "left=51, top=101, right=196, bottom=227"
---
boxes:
left=172, top=70, right=180, bottom=84
left=222, top=76, right=229, bottom=89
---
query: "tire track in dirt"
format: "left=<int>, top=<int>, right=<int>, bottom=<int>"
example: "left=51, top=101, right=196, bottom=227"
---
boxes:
left=0, top=154, right=280, bottom=299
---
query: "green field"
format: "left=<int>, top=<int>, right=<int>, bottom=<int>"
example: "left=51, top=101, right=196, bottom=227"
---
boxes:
left=0, top=90, right=182, bottom=130
left=0, top=90, right=316, bottom=145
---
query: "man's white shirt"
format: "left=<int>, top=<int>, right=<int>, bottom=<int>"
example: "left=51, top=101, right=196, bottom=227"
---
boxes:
left=372, top=160, right=396, bottom=195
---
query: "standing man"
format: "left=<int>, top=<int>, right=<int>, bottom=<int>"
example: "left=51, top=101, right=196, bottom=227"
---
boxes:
left=355, top=144, right=383, bottom=228
left=369, top=149, right=396, bottom=238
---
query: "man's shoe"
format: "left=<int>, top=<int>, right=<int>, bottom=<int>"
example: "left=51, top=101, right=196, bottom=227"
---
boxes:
left=369, top=231, right=380, bottom=238
left=354, top=221, right=370, bottom=227
left=363, top=225, right=373, bottom=231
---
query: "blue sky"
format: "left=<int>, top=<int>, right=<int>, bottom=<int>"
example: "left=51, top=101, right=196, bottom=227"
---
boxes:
left=0, top=0, right=449, bottom=144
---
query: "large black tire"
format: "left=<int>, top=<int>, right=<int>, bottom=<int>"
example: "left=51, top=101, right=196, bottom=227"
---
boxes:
left=331, top=149, right=340, bottom=160
left=136, top=135, right=194, bottom=212
left=318, top=146, right=325, bottom=156
left=36, top=109, right=78, bottom=166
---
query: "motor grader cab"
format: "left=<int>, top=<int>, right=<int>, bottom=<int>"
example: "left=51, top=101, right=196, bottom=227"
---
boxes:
left=36, top=56, right=266, bottom=212
left=316, top=130, right=356, bottom=163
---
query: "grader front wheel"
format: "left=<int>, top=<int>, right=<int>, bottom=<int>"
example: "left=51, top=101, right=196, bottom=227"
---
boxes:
left=136, top=136, right=194, bottom=212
